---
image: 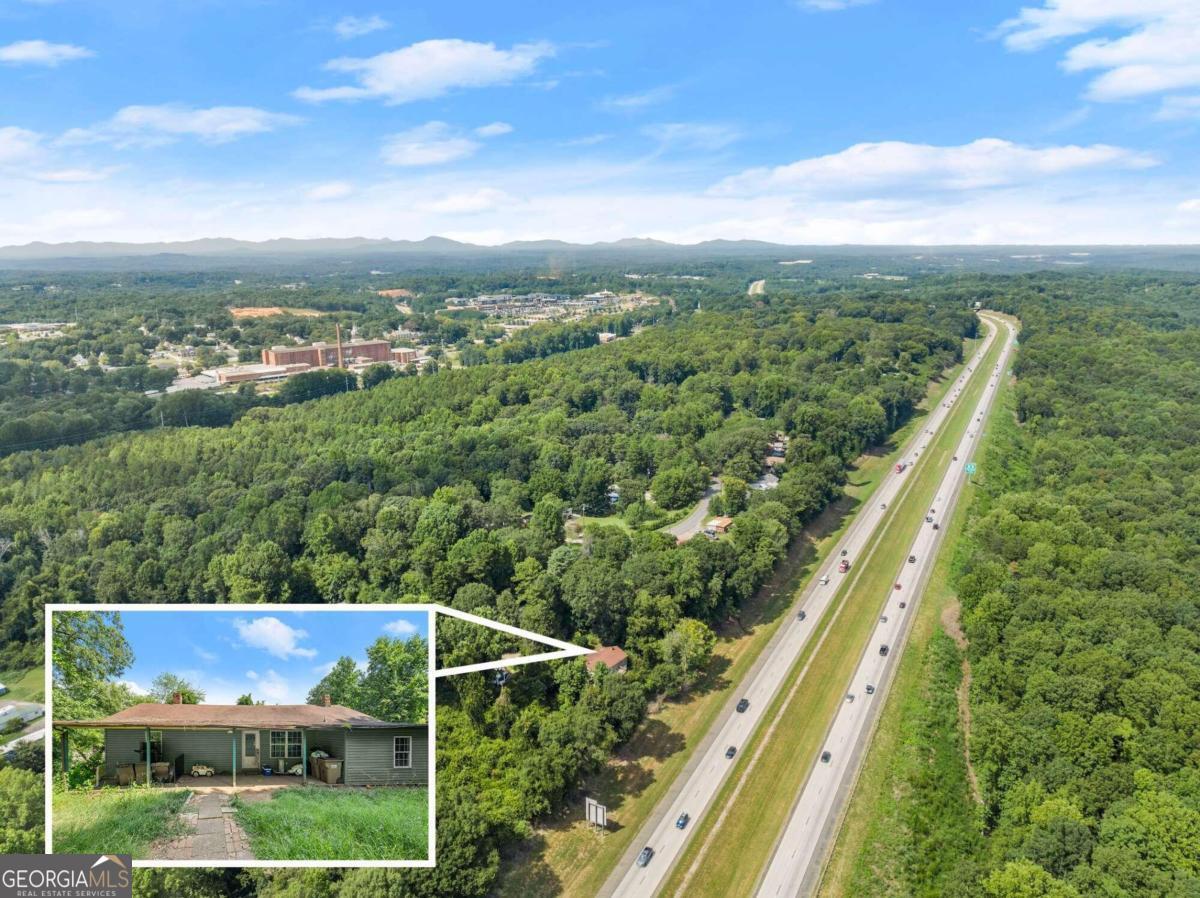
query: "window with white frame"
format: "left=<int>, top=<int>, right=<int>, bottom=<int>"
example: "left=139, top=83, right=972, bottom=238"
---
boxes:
left=393, top=735, right=411, bottom=768
left=270, top=731, right=303, bottom=758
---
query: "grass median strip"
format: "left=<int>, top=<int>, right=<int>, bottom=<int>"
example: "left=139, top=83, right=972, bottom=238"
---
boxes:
left=659, top=320, right=1007, bottom=898
left=494, top=339, right=980, bottom=898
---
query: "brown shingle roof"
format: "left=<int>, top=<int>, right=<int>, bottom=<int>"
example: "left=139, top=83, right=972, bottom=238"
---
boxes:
left=585, top=646, right=629, bottom=672
left=54, top=702, right=413, bottom=729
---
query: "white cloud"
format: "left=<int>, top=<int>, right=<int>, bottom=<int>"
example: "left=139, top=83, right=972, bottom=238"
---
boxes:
left=61, top=103, right=301, bottom=147
left=251, top=669, right=294, bottom=704
left=644, top=122, right=742, bottom=151
left=419, top=187, right=512, bottom=214
left=333, top=14, right=390, bottom=40
left=246, top=670, right=259, bottom=680
left=294, top=38, right=554, bottom=104
left=601, top=85, right=675, bottom=111
left=796, top=0, right=876, bottom=10
left=313, top=660, right=337, bottom=676
left=0, top=126, right=42, bottom=165
left=0, top=39, right=92, bottom=67
left=193, top=645, right=218, bottom=663
left=233, top=616, right=318, bottom=659
left=1179, top=198, right=1200, bottom=212
left=561, top=133, right=611, bottom=147
left=475, top=121, right=513, bottom=137
left=714, top=138, right=1158, bottom=196
left=1157, top=94, right=1200, bottom=120
left=996, top=2, right=1200, bottom=105
left=381, top=121, right=480, bottom=166
left=306, top=180, right=354, bottom=201
left=383, top=618, right=419, bottom=636
left=119, top=679, right=149, bottom=696
left=33, top=166, right=117, bottom=183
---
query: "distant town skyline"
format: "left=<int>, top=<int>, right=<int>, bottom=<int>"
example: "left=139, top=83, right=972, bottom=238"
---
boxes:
left=2, top=0, right=1198, bottom=245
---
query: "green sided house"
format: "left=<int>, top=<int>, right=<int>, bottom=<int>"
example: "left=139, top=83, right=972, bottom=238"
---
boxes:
left=53, top=694, right=428, bottom=788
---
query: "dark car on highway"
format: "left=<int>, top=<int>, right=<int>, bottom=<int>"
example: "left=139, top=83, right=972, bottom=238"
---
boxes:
left=865, top=684, right=876, bottom=695
left=908, top=555, right=917, bottom=563
left=725, top=745, right=737, bottom=759
left=820, top=750, right=832, bottom=763
left=879, top=644, right=889, bottom=656
left=636, top=847, right=654, bottom=867
left=736, top=698, right=750, bottom=713
left=676, top=813, right=690, bottom=830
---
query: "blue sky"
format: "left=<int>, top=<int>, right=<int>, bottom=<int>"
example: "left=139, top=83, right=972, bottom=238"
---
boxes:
left=1, top=0, right=1198, bottom=244
left=113, top=609, right=430, bottom=706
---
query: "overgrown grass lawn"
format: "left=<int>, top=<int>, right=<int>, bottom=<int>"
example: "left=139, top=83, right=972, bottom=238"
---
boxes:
left=0, top=666, right=45, bottom=702
left=53, top=787, right=190, bottom=856
left=235, top=786, right=429, bottom=860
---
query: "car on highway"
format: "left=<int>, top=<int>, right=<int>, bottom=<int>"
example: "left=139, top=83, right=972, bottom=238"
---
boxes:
left=797, top=609, right=807, bottom=620
left=899, top=601, right=907, bottom=609
left=725, top=746, right=737, bottom=759
left=894, top=582, right=902, bottom=590
left=736, top=698, right=750, bottom=713
left=865, top=684, right=876, bottom=695
left=880, top=615, right=888, bottom=623
left=908, top=555, right=917, bottom=563
left=932, top=523, right=940, bottom=530
left=840, top=548, right=848, bottom=556
left=925, top=515, right=933, bottom=523
left=676, top=813, right=690, bottom=830
left=880, top=502, right=886, bottom=509
left=820, top=751, right=832, bottom=763
left=838, top=559, right=851, bottom=573
left=879, top=644, right=889, bottom=656
left=636, top=847, right=654, bottom=867
left=845, top=693, right=855, bottom=703
left=818, top=575, right=830, bottom=586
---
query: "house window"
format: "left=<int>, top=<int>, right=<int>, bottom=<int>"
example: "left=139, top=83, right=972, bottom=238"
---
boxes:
left=393, top=735, right=411, bottom=769
left=270, top=731, right=303, bottom=758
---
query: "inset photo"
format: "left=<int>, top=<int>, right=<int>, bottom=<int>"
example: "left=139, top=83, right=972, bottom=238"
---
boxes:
left=46, top=604, right=433, bottom=867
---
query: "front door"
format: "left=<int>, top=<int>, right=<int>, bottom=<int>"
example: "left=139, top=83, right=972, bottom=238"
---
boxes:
left=242, top=730, right=259, bottom=770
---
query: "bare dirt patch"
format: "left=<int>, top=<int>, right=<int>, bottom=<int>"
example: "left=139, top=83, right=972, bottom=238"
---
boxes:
left=941, top=599, right=981, bottom=805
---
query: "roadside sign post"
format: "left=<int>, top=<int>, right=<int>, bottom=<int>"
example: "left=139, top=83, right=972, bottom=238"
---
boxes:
left=585, top=796, right=608, bottom=829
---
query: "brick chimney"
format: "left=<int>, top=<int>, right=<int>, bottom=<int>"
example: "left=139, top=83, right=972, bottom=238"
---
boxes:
left=322, top=693, right=331, bottom=707
left=172, top=692, right=183, bottom=704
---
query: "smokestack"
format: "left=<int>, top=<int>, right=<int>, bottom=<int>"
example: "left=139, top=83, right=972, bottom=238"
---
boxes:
left=322, top=694, right=331, bottom=707
left=335, top=324, right=344, bottom=368
left=172, top=692, right=183, bottom=705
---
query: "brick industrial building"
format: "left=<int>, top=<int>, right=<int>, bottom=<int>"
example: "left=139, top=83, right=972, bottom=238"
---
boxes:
left=262, top=339, right=392, bottom=368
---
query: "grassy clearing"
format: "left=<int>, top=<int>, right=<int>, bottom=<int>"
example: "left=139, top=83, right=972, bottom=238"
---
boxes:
left=817, top=337, right=1017, bottom=898
left=0, top=666, right=45, bottom=702
left=235, top=786, right=429, bottom=860
left=659, top=321, right=1007, bottom=898
left=53, top=786, right=190, bottom=856
left=493, top=339, right=977, bottom=898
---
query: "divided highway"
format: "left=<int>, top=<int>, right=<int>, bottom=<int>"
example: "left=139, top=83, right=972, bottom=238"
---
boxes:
left=602, top=314, right=1009, bottom=898
left=755, top=314, right=1017, bottom=898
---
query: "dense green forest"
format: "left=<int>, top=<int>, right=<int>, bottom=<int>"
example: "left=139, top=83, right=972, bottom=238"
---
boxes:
left=0, top=285, right=971, bottom=895
left=850, top=281, right=1200, bottom=898
left=4, top=265, right=1197, bottom=898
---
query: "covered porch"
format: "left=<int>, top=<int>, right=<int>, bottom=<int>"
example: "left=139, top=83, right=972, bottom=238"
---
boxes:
left=52, top=721, right=338, bottom=790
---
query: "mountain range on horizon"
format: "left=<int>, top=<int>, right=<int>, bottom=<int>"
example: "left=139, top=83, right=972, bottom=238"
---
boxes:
left=1, top=235, right=1196, bottom=263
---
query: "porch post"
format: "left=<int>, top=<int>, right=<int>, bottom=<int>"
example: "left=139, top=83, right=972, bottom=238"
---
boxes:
left=144, top=728, right=151, bottom=786
left=60, top=729, right=69, bottom=781
left=232, top=731, right=237, bottom=787
left=301, top=730, right=307, bottom=784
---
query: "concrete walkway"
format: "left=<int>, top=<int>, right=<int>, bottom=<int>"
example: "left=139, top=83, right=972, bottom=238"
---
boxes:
left=150, top=791, right=254, bottom=861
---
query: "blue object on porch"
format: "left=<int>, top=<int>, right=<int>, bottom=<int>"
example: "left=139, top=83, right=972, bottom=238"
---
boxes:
left=261, top=766, right=273, bottom=775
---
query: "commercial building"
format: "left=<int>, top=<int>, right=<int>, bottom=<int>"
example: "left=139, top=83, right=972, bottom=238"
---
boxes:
left=262, top=339, right=392, bottom=368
